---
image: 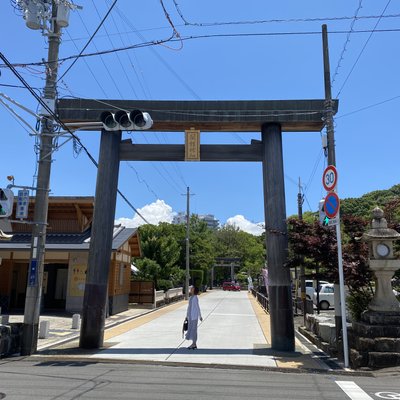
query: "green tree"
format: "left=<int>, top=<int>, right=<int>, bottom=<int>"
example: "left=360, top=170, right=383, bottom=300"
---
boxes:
left=214, top=225, right=265, bottom=282
left=135, top=257, right=161, bottom=286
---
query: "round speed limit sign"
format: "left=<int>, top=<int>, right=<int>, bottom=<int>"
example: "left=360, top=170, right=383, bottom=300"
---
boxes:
left=322, top=165, right=338, bottom=192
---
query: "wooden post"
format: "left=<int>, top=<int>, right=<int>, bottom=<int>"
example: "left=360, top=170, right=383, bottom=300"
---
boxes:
left=79, top=129, right=121, bottom=349
left=261, top=122, right=295, bottom=351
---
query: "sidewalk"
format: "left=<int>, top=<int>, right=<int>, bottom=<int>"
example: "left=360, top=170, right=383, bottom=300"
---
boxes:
left=8, top=305, right=154, bottom=350
left=31, top=291, right=343, bottom=372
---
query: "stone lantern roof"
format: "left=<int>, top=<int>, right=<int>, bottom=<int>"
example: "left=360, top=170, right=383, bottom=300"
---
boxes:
left=361, top=207, right=400, bottom=241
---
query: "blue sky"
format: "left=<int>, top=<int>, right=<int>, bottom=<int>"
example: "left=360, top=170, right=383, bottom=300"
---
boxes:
left=1, top=1, right=399, bottom=233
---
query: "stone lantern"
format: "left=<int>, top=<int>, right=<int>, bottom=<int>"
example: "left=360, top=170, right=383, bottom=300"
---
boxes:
left=361, top=207, right=400, bottom=312
left=350, top=207, right=400, bottom=369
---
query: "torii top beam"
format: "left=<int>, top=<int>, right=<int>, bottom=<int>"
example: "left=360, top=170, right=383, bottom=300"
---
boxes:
left=56, top=99, right=338, bottom=132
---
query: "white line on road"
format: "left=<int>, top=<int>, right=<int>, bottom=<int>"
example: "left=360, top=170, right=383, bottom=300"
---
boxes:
left=336, top=381, right=374, bottom=400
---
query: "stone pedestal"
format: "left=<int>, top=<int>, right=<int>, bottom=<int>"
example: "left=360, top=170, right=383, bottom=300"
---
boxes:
left=369, top=260, right=400, bottom=312
left=350, top=310, right=400, bottom=369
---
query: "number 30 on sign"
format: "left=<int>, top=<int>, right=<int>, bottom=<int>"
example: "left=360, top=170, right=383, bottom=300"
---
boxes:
left=322, top=165, right=338, bottom=192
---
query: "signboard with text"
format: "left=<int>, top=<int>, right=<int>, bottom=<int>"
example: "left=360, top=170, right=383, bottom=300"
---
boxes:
left=185, top=129, right=200, bottom=161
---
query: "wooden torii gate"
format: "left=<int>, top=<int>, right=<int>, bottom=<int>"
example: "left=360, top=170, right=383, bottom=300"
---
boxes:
left=57, top=98, right=338, bottom=352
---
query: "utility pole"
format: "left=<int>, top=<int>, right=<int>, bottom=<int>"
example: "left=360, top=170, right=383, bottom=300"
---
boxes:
left=185, top=187, right=190, bottom=300
left=322, top=24, right=336, bottom=166
left=21, top=0, right=61, bottom=355
left=322, top=24, right=349, bottom=368
left=298, top=178, right=306, bottom=326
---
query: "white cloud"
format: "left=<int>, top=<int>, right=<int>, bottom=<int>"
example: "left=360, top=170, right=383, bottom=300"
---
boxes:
left=225, top=215, right=264, bottom=236
left=116, top=199, right=175, bottom=228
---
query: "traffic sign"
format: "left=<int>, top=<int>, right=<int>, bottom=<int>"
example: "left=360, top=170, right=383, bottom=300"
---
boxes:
left=322, top=165, right=338, bottom=192
left=324, top=192, right=340, bottom=218
left=327, top=216, right=339, bottom=226
left=16, top=189, right=29, bottom=219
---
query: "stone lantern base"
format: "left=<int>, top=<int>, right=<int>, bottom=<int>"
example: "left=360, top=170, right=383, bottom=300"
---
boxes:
left=350, top=310, right=400, bottom=369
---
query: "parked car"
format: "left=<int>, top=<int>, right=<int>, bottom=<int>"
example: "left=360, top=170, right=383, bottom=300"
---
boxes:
left=313, top=283, right=334, bottom=310
left=298, top=280, right=330, bottom=299
left=222, top=282, right=241, bottom=291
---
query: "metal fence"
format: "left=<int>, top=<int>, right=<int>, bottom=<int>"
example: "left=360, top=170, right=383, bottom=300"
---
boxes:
left=251, top=288, right=269, bottom=313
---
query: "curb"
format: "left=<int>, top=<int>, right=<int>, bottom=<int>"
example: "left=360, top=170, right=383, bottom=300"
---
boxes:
left=25, top=354, right=376, bottom=377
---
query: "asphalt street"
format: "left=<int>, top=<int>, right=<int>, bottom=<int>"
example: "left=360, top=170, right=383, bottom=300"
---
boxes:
left=1, top=359, right=400, bottom=400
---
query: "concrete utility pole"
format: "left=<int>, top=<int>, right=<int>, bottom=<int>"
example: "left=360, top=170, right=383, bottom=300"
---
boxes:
left=322, top=25, right=349, bottom=368
left=298, top=178, right=307, bottom=326
left=185, top=187, right=190, bottom=300
left=322, top=24, right=336, bottom=167
left=21, top=1, right=61, bottom=355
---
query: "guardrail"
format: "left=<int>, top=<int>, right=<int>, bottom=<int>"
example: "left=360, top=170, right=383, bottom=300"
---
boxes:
left=154, top=290, right=165, bottom=308
left=165, top=287, right=184, bottom=304
left=251, top=288, right=269, bottom=313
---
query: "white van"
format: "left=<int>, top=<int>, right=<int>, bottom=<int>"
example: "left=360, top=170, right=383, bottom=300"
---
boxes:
left=298, top=280, right=330, bottom=299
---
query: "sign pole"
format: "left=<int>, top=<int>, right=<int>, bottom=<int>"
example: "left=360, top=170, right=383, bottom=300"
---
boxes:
left=335, top=214, right=349, bottom=368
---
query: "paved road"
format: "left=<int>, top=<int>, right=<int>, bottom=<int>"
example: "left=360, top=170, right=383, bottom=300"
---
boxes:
left=93, top=291, right=275, bottom=367
left=1, top=359, right=400, bottom=399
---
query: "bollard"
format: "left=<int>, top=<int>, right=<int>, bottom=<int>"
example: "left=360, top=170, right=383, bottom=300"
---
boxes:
left=72, top=314, right=81, bottom=330
left=39, top=320, right=50, bottom=339
left=1, top=315, right=9, bottom=325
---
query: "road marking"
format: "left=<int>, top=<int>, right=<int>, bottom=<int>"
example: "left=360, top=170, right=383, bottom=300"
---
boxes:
left=375, top=393, right=400, bottom=399
left=336, top=381, right=373, bottom=400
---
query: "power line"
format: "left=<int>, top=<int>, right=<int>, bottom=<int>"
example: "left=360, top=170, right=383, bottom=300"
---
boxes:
left=0, top=82, right=41, bottom=90
left=336, top=94, right=400, bottom=119
left=5, top=27, right=400, bottom=69
left=106, top=0, right=150, bottom=99
left=113, top=5, right=200, bottom=100
left=74, top=10, right=124, bottom=99
left=304, top=148, right=324, bottom=195
left=331, top=0, right=363, bottom=86
left=57, top=0, right=118, bottom=82
left=171, top=3, right=400, bottom=27
left=90, top=0, right=138, bottom=99
left=64, top=30, right=108, bottom=97
left=0, top=51, right=151, bottom=225
left=336, top=0, right=392, bottom=98
left=125, top=162, right=159, bottom=199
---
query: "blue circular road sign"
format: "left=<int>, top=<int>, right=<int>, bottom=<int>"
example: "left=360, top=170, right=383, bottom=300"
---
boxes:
left=324, top=192, right=340, bottom=218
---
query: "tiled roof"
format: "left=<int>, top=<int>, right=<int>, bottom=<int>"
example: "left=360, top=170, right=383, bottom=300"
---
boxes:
left=9, top=229, right=92, bottom=245
left=0, top=227, right=138, bottom=251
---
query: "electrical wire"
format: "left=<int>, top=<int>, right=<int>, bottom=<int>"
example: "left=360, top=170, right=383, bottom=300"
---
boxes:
left=304, top=148, right=324, bottom=195
left=336, top=94, right=400, bottom=119
left=65, top=30, right=108, bottom=98
left=75, top=11, right=124, bottom=99
left=57, top=0, right=118, bottom=81
left=3, top=27, right=400, bottom=69
left=91, top=0, right=139, bottom=99
left=331, top=0, right=363, bottom=87
left=113, top=5, right=199, bottom=100
left=0, top=51, right=151, bottom=225
left=0, top=83, right=41, bottom=91
left=105, top=0, right=150, bottom=99
left=171, top=3, right=400, bottom=27
left=335, top=0, right=392, bottom=98
left=0, top=98, right=38, bottom=136
left=125, top=162, right=159, bottom=199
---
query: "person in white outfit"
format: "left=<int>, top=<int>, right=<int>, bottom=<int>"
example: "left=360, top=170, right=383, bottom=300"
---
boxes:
left=185, top=286, right=203, bottom=349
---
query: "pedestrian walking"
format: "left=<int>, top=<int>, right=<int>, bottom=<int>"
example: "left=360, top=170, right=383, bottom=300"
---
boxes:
left=185, top=286, right=203, bottom=349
